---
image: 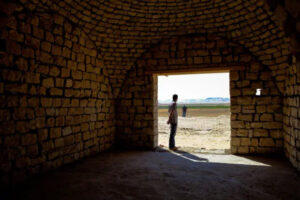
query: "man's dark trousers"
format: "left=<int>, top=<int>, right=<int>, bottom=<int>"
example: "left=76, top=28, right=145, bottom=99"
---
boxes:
left=169, top=123, right=177, bottom=148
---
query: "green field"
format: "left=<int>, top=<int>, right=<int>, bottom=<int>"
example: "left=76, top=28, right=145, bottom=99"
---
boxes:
left=158, top=104, right=230, bottom=109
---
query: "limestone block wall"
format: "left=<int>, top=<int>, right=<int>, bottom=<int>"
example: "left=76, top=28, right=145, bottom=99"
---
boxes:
left=283, top=56, right=300, bottom=170
left=116, top=35, right=283, bottom=153
left=230, top=65, right=283, bottom=154
left=0, top=0, right=298, bottom=184
left=0, top=11, right=115, bottom=185
left=1, top=0, right=288, bottom=98
left=265, top=0, right=300, bottom=170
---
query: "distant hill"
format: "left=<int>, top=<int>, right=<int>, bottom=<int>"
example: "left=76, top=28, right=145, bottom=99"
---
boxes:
left=158, top=97, right=230, bottom=104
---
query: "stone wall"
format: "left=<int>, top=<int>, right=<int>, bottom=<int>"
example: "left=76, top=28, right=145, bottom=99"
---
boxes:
left=283, top=56, right=300, bottom=170
left=230, top=64, right=283, bottom=154
left=116, top=35, right=283, bottom=154
left=0, top=0, right=289, bottom=98
left=0, top=11, right=115, bottom=185
left=264, top=0, right=300, bottom=170
left=0, top=0, right=299, bottom=186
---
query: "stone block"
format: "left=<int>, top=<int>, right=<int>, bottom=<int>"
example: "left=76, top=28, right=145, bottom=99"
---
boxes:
left=6, top=40, right=21, bottom=55
left=38, top=129, right=48, bottom=141
left=27, top=144, right=39, bottom=156
left=260, top=114, right=273, bottom=121
left=83, top=132, right=91, bottom=141
left=50, top=88, right=63, bottom=96
left=231, top=137, right=240, bottom=146
left=63, top=126, right=72, bottom=136
left=33, top=27, right=44, bottom=39
left=53, top=98, right=62, bottom=107
left=72, top=70, right=82, bottom=80
left=49, top=67, right=60, bottom=77
left=231, top=121, right=245, bottom=128
left=256, top=105, right=266, bottom=113
left=238, top=98, right=254, bottom=105
left=81, top=123, right=89, bottom=132
left=50, top=128, right=61, bottom=139
left=241, top=138, right=251, bottom=146
left=260, top=138, right=275, bottom=147
left=238, top=114, right=253, bottom=121
left=61, top=68, right=70, bottom=78
left=263, top=122, right=282, bottom=129
left=55, top=138, right=64, bottom=148
left=36, top=117, right=45, bottom=129
left=242, top=105, right=255, bottom=113
left=270, top=130, right=283, bottom=139
left=194, top=57, right=203, bottom=64
left=5, top=83, right=27, bottom=94
left=238, top=147, right=249, bottom=154
left=236, top=129, right=248, bottom=137
left=251, top=138, right=259, bottom=146
left=56, top=78, right=64, bottom=87
left=42, top=78, right=54, bottom=88
left=16, top=121, right=29, bottom=133
left=4, top=135, right=20, bottom=147
left=254, top=129, right=268, bottom=137
left=22, top=134, right=37, bottom=146
left=64, top=135, right=75, bottom=146
left=230, top=89, right=241, bottom=96
left=251, top=122, right=263, bottom=128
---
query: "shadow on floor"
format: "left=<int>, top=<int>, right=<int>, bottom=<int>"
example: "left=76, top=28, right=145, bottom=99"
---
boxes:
left=3, top=149, right=300, bottom=200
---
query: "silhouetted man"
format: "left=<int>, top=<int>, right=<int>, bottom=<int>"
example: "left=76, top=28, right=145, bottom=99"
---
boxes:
left=182, top=104, right=187, bottom=117
left=167, top=94, right=178, bottom=150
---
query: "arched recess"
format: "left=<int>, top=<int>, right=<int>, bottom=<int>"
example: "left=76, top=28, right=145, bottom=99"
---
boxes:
left=116, top=34, right=283, bottom=155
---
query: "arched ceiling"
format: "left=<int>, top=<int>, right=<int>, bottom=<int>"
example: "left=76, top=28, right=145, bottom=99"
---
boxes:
left=1, top=0, right=292, bottom=95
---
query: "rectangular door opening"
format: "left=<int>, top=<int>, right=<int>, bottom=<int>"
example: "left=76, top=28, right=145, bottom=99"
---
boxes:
left=157, top=72, right=231, bottom=153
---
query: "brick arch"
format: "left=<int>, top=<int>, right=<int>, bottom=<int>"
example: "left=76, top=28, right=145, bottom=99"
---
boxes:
left=0, top=0, right=299, bottom=185
left=116, top=34, right=283, bottom=154
left=4, top=0, right=290, bottom=97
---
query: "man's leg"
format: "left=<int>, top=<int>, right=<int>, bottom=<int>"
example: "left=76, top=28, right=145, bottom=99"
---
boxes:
left=169, top=123, right=177, bottom=149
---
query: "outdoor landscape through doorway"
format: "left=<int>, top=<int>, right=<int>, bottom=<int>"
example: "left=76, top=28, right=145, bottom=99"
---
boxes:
left=157, top=73, right=231, bottom=153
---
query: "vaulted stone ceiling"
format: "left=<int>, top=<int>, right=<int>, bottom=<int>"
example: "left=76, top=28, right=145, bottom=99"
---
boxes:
left=0, top=0, right=292, bottom=95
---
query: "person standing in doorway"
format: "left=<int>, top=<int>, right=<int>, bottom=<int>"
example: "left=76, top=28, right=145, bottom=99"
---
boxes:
left=167, top=94, right=178, bottom=150
left=182, top=104, right=187, bottom=117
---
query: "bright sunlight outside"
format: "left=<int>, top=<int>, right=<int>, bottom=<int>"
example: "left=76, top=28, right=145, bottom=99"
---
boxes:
left=158, top=73, right=231, bottom=153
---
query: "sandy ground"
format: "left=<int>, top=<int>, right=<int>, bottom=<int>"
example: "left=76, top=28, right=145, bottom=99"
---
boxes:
left=158, top=109, right=230, bottom=151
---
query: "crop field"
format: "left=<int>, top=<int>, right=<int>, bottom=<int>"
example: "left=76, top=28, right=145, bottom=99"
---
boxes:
left=158, top=104, right=230, bottom=109
left=158, top=104, right=230, bottom=117
left=158, top=104, right=231, bottom=152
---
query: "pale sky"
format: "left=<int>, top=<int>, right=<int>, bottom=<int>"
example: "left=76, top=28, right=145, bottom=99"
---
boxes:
left=158, top=73, right=229, bottom=100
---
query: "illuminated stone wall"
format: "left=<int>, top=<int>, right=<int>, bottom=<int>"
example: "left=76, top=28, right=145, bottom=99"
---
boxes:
left=116, top=35, right=283, bottom=155
left=0, top=0, right=299, bottom=185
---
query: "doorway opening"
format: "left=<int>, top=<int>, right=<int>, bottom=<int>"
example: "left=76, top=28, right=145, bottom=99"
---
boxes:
left=157, top=72, right=231, bottom=153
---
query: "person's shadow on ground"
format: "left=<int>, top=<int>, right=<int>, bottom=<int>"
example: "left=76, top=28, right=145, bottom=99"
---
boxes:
left=155, top=146, right=209, bottom=162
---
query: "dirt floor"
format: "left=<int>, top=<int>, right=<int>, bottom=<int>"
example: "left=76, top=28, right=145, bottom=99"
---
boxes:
left=6, top=150, right=300, bottom=200
left=5, top=108, right=300, bottom=199
left=158, top=108, right=230, bottom=151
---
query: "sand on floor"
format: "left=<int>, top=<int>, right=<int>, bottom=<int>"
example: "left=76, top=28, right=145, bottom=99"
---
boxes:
left=158, top=115, right=231, bottom=151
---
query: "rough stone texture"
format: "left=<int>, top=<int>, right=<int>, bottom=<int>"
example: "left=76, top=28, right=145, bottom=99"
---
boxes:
left=0, top=8, right=115, bottom=185
left=283, top=56, right=300, bottom=170
left=116, top=35, right=283, bottom=155
left=0, top=0, right=291, bottom=96
left=0, top=0, right=299, bottom=187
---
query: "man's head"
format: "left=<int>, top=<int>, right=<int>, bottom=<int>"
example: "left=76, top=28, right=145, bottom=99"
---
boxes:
left=173, top=94, right=178, bottom=102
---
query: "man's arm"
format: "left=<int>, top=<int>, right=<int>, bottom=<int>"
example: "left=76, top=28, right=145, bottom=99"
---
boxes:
left=167, top=104, right=175, bottom=124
